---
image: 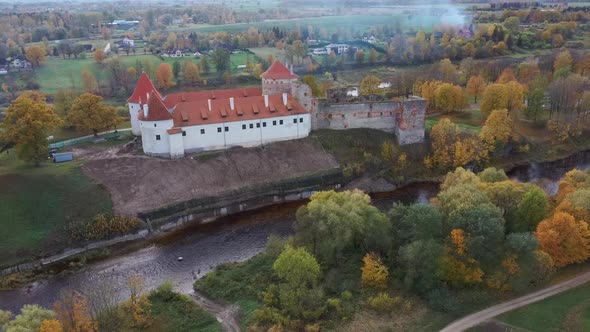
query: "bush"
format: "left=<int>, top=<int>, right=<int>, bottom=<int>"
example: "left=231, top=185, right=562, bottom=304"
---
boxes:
left=68, top=214, right=142, bottom=241
left=368, top=292, right=401, bottom=313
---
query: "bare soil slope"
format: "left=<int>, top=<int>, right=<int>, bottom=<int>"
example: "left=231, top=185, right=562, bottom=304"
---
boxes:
left=82, top=138, right=339, bottom=216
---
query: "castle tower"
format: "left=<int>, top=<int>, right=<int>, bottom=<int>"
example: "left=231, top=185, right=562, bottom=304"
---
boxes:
left=128, top=73, right=160, bottom=136
left=260, top=60, right=298, bottom=96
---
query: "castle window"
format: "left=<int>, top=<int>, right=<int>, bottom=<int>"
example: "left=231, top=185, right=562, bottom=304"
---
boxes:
left=293, top=118, right=297, bottom=124
left=328, top=114, right=332, bottom=119
left=263, top=122, right=267, bottom=127
left=217, top=127, right=222, bottom=133
left=182, top=131, right=186, bottom=137
left=224, top=126, right=229, bottom=132
left=280, top=120, right=284, bottom=125
left=256, top=123, right=260, bottom=128
left=200, top=129, right=205, bottom=134
left=342, top=114, right=345, bottom=119
left=156, top=135, right=161, bottom=140
left=273, top=120, right=277, bottom=126
left=154, top=123, right=157, bottom=127
left=250, top=123, right=254, bottom=129
left=299, top=118, right=303, bottom=123
left=380, top=112, right=383, bottom=117
left=242, top=124, right=246, bottom=130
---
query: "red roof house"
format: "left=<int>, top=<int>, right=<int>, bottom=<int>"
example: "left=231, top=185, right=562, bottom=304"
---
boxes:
left=260, top=61, right=298, bottom=80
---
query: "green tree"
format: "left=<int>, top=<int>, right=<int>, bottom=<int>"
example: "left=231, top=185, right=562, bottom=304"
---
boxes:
left=4, top=305, right=55, bottom=332
left=398, top=239, right=443, bottom=293
left=200, top=55, right=211, bottom=74
left=301, top=75, right=323, bottom=97
left=67, top=93, right=122, bottom=136
left=295, top=190, right=390, bottom=266
left=53, top=89, right=78, bottom=120
left=172, top=60, right=181, bottom=79
left=390, top=204, right=444, bottom=246
left=273, top=245, right=321, bottom=287
left=511, top=187, right=548, bottom=232
left=210, top=48, right=230, bottom=74
left=478, top=167, right=508, bottom=183
left=1, top=91, right=62, bottom=165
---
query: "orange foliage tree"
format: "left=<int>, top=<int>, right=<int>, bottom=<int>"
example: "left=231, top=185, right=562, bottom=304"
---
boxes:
left=466, top=75, right=486, bottom=103
left=361, top=252, right=390, bottom=289
left=439, top=229, right=484, bottom=287
left=39, top=319, right=64, bottom=332
left=155, top=63, right=175, bottom=89
left=53, top=291, right=98, bottom=332
left=536, top=212, right=590, bottom=267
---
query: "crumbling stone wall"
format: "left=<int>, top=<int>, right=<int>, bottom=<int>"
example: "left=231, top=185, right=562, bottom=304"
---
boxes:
left=310, top=97, right=427, bottom=145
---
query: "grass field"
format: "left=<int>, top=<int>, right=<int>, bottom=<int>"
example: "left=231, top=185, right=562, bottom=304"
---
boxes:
left=426, top=109, right=485, bottom=133
left=497, top=281, right=590, bottom=332
left=0, top=151, right=112, bottom=268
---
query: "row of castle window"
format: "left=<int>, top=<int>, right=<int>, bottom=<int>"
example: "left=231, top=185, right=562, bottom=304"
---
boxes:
left=154, top=118, right=304, bottom=140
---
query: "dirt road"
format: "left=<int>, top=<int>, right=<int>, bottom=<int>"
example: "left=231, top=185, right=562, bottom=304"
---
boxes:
left=440, top=271, right=590, bottom=332
left=191, top=291, right=241, bottom=332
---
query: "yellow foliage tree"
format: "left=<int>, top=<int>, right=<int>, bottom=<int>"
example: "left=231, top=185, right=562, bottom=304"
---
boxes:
left=360, top=75, right=381, bottom=96
left=155, top=63, right=175, bottom=89
left=481, top=83, right=509, bottom=116
left=420, top=80, right=443, bottom=109
left=67, top=93, right=122, bottom=136
left=361, top=252, right=389, bottom=289
left=81, top=69, right=98, bottom=94
left=554, top=49, right=573, bottom=74
left=25, top=44, right=46, bottom=67
left=479, top=109, right=515, bottom=153
left=440, top=229, right=484, bottom=287
left=536, top=212, right=590, bottom=267
left=434, top=83, right=466, bottom=113
left=121, top=274, right=152, bottom=328
left=0, top=91, right=62, bottom=165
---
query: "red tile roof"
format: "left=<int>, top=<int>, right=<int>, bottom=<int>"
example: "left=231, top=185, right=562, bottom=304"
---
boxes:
left=128, top=73, right=160, bottom=103
left=172, top=94, right=307, bottom=127
left=138, top=92, right=173, bottom=121
left=260, top=61, right=298, bottom=80
left=163, top=88, right=262, bottom=108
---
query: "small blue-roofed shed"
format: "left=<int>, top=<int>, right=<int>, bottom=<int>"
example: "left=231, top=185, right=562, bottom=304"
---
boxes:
left=53, top=152, right=73, bottom=163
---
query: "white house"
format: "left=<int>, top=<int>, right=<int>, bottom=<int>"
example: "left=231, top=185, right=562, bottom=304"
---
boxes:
left=325, top=43, right=350, bottom=55
left=128, top=61, right=311, bottom=159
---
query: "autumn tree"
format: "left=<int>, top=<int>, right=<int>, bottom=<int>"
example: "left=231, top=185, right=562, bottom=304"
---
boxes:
left=67, top=93, right=122, bottom=136
left=81, top=69, right=98, bottom=94
left=0, top=91, right=62, bottom=165
left=301, top=75, right=323, bottom=98
left=361, top=252, right=389, bottom=289
left=39, top=319, right=63, bottom=332
left=359, top=75, right=381, bottom=96
left=121, top=274, right=152, bottom=328
left=53, top=290, right=98, bottom=332
left=439, top=58, right=457, bottom=82
left=440, top=229, right=484, bottom=287
left=425, top=118, right=480, bottom=169
left=182, top=60, right=200, bottom=85
left=369, top=48, right=377, bottom=65
left=553, top=49, right=573, bottom=76
left=434, top=83, right=466, bottom=113
left=355, top=49, right=365, bottom=65
left=479, top=109, right=515, bottom=154
left=92, top=49, right=106, bottom=64
left=155, top=63, right=175, bottom=88
left=419, top=80, right=443, bottom=109
left=466, top=75, right=486, bottom=103
left=25, top=44, right=46, bottom=67
left=480, top=83, right=525, bottom=116
left=496, top=68, right=517, bottom=84
left=53, top=89, right=78, bottom=119
left=536, top=212, right=590, bottom=267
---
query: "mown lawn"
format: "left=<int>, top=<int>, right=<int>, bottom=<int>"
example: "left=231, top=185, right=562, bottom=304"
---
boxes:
left=498, top=281, right=590, bottom=332
left=0, top=151, right=112, bottom=267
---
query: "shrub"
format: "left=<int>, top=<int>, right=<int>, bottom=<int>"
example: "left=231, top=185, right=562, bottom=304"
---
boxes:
left=426, top=288, right=459, bottom=313
left=68, top=214, right=142, bottom=241
left=368, top=292, right=401, bottom=313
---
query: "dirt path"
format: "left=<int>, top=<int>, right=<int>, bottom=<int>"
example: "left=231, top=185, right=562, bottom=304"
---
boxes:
left=440, top=271, right=590, bottom=332
left=190, top=291, right=241, bottom=332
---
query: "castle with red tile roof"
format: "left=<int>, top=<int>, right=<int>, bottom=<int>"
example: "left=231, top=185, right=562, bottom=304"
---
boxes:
left=128, top=60, right=426, bottom=159
left=128, top=61, right=311, bottom=158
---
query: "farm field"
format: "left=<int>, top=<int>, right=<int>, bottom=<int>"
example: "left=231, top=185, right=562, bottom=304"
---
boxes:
left=0, top=150, right=112, bottom=268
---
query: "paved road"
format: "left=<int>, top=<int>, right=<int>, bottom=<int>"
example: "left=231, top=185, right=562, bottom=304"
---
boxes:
left=440, top=271, right=590, bottom=332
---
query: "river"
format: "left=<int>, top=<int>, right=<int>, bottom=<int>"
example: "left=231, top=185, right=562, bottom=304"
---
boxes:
left=1, top=153, right=589, bottom=313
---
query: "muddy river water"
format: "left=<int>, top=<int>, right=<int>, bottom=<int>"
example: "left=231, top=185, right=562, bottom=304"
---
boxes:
left=1, top=153, right=589, bottom=313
